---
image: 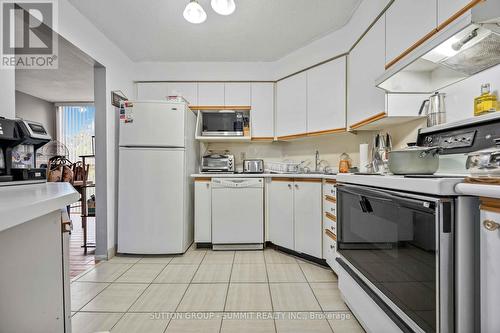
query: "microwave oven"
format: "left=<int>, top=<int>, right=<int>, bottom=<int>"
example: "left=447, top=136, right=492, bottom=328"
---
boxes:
left=201, top=111, right=244, bottom=136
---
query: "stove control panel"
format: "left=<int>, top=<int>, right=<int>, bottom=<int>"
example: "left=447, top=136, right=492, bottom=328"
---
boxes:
left=420, top=130, right=476, bottom=149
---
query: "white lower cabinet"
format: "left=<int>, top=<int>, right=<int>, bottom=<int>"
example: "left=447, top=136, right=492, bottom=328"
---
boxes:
left=268, top=179, right=295, bottom=249
left=294, top=180, right=322, bottom=258
left=194, top=179, right=211, bottom=243
left=480, top=201, right=500, bottom=333
left=268, top=178, right=322, bottom=258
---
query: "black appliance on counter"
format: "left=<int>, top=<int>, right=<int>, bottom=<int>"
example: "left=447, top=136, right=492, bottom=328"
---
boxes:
left=0, top=117, right=51, bottom=183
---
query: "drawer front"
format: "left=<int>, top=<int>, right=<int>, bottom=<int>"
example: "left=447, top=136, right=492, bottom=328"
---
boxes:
left=324, top=199, right=336, bottom=216
left=323, top=212, right=336, bottom=235
left=323, top=229, right=337, bottom=270
left=323, top=183, right=337, bottom=197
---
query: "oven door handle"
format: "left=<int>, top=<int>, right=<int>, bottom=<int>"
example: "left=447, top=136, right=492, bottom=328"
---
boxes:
left=338, top=186, right=436, bottom=213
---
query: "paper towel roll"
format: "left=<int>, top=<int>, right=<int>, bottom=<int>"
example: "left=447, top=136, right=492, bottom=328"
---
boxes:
left=359, top=143, right=369, bottom=173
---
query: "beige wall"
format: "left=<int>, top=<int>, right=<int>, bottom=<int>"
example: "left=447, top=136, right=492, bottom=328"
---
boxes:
left=15, top=91, right=57, bottom=138
left=205, top=119, right=427, bottom=172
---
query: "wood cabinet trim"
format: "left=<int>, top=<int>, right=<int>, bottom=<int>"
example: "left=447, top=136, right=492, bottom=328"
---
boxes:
left=251, top=137, right=274, bottom=142
left=271, top=178, right=295, bottom=182
left=325, top=212, right=337, bottom=222
left=277, top=133, right=309, bottom=140
left=437, top=0, right=484, bottom=31
left=190, top=105, right=251, bottom=110
left=307, top=128, right=347, bottom=137
left=385, top=0, right=484, bottom=70
left=278, top=128, right=347, bottom=141
left=325, top=195, right=337, bottom=203
left=480, top=197, right=500, bottom=213
left=194, top=177, right=212, bottom=182
left=325, top=179, right=337, bottom=185
left=294, top=178, right=323, bottom=183
left=325, top=229, right=337, bottom=241
left=350, top=112, right=387, bottom=130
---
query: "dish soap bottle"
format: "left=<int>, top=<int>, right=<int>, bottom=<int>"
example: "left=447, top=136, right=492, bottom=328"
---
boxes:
left=474, top=83, right=498, bottom=116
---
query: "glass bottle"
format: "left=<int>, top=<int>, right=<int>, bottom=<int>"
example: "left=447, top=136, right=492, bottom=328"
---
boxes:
left=474, top=83, right=498, bottom=116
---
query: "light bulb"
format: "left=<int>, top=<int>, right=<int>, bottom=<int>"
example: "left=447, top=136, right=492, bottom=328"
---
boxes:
left=211, top=0, right=236, bottom=15
left=183, top=0, right=207, bottom=24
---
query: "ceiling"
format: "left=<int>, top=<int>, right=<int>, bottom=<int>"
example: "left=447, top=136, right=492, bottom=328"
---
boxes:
left=68, top=0, right=362, bottom=62
left=15, top=36, right=95, bottom=102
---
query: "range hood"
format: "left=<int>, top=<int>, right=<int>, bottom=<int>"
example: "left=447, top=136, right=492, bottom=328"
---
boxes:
left=376, top=1, right=500, bottom=93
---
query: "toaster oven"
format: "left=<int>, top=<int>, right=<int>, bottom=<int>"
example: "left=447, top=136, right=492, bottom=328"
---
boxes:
left=201, top=154, right=235, bottom=173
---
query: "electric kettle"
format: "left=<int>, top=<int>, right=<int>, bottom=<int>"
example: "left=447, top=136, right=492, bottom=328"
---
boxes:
left=419, top=92, right=446, bottom=127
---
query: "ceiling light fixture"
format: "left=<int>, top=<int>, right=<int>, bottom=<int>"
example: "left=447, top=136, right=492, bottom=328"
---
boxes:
left=211, top=0, right=236, bottom=16
left=183, top=0, right=207, bottom=24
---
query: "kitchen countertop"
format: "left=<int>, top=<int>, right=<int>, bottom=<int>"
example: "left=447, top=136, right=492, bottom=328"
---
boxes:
left=336, top=173, right=465, bottom=196
left=191, top=173, right=337, bottom=180
left=0, top=182, right=80, bottom=233
left=455, top=183, right=500, bottom=199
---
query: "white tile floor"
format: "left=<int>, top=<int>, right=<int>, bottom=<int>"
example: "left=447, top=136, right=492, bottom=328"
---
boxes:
left=71, top=246, right=365, bottom=333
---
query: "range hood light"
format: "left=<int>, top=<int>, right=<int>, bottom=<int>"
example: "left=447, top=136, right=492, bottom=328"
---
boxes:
left=452, top=28, right=479, bottom=51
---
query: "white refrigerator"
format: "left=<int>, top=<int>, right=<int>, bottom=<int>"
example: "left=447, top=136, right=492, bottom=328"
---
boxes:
left=118, top=100, right=198, bottom=254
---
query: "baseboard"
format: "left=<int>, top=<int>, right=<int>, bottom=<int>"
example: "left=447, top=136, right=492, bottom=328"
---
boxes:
left=269, top=243, right=329, bottom=267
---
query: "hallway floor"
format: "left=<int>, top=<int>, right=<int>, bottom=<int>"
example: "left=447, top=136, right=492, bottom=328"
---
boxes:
left=70, top=214, right=97, bottom=279
left=71, top=246, right=364, bottom=333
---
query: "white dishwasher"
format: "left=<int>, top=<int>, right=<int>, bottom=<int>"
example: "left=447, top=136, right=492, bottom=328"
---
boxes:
left=211, top=178, right=264, bottom=250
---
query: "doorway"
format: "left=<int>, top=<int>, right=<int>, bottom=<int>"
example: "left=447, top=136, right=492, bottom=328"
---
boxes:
left=15, top=35, right=107, bottom=278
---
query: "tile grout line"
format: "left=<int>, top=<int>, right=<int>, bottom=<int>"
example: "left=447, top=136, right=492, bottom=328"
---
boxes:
left=297, top=262, right=335, bottom=333
left=263, top=250, right=278, bottom=333
left=92, top=257, right=168, bottom=331
left=108, top=260, right=172, bottom=332
left=219, top=251, right=236, bottom=333
left=163, top=247, right=208, bottom=333
left=74, top=261, right=139, bottom=313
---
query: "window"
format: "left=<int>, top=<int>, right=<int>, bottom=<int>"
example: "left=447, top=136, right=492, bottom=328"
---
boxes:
left=56, top=105, right=95, bottom=162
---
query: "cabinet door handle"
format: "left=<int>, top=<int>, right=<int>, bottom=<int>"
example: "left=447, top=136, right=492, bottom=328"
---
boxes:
left=483, top=219, right=500, bottom=231
left=288, top=184, right=292, bottom=189
left=295, top=184, right=299, bottom=189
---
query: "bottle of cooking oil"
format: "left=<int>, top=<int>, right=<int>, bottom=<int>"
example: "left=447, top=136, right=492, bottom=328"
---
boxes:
left=474, top=83, right=498, bottom=116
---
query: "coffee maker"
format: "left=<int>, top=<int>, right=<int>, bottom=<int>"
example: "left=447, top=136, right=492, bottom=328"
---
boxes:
left=0, top=117, right=21, bottom=182
left=0, top=117, right=51, bottom=183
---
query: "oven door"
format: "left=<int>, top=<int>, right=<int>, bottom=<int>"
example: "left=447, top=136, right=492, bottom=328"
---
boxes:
left=337, top=184, right=453, bottom=333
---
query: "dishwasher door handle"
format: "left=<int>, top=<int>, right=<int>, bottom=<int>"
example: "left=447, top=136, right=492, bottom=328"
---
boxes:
left=212, top=178, right=263, bottom=188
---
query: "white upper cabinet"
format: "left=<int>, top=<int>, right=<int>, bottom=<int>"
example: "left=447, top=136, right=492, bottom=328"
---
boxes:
left=167, top=82, right=198, bottom=106
left=438, top=0, right=471, bottom=26
left=276, top=72, right=307, bottom=138
left=347, top=16, right=386, bottom=128
left=224, top=83, right=251, bottom=106
left=136, top=82, right=168, bottom=100
left=198, top=83, right=225, bottom=105
left=385, top=0, right=437, bottom=64
left=307, top=57, right=346, bottom=133
left=251, top=83, right=274, bottom=138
